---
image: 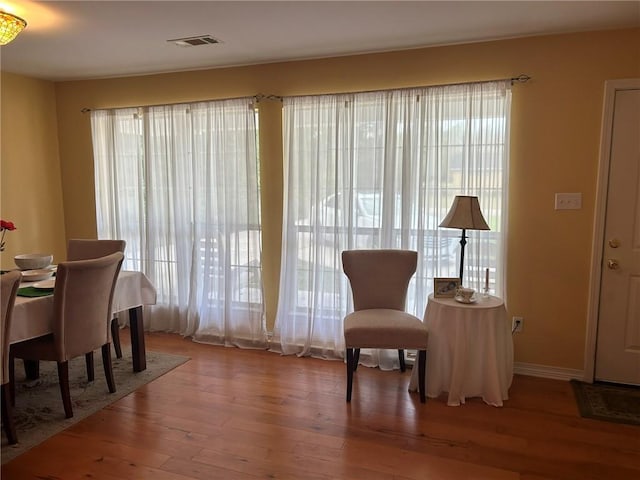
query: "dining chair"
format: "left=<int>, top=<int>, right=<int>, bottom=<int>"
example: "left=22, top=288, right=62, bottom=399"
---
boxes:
left=67, top=239, right=126, bottom=366
left=10, top=252, right=124, bottom=418
left=342, top=249, right=428, bottom=403
left=1, top=270, right=22, bottom=444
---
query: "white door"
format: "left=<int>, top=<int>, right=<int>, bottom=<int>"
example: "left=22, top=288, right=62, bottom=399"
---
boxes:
left=594, top=86, right=640, bottom=385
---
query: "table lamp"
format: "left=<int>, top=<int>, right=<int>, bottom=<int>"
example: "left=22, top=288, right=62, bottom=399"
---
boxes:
left=439, top=195, right=490, bottom=285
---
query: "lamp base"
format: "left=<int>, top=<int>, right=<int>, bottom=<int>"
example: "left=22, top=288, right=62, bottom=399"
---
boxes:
left=458, top=228, right=467, bottom=285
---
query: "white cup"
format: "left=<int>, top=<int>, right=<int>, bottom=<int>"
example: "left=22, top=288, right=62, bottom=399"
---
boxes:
left=457, top=287, right=475, bottom=302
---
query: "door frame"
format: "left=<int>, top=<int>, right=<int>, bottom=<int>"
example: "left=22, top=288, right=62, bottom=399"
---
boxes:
left=584, top=78, right=640, bottom=382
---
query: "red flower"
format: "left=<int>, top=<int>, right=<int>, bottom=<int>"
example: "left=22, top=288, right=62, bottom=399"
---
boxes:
left=0, top=219, right=16, bottom=252
left=1, top=220, right=16, bottom=231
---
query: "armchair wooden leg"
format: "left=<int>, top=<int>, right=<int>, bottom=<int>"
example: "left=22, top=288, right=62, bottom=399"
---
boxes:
left=102, top=344, right=116, bottom=394
left=418, top=349, right=426, bottom=403
left=346, top=348, right=354, bottom=402
left=398, top=349, right=406, bottom=372
left=111, top=318, right=123, bottom=359
left=1, top=383, right=18, bottom=445
left=353, top=348, right=361, bottom=372
left=85, top=351, right=95, bottom=382
left=57, top=361, right=73, bottom=418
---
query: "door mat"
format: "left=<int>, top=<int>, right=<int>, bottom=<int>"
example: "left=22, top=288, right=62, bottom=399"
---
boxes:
left=570, top=380, right=640, bottom=426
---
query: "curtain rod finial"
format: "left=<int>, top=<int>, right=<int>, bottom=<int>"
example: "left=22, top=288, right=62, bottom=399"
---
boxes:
left=511, top=74, right=531, bottom=85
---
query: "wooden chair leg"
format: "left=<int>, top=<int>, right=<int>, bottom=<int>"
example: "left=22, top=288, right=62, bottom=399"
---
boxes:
left=57, top=361, right=73, bottom=418
left=85, top=351, right=95, bottom=382
left=346, top=348, right=354, bottom=402
left=418, top=349, right=426, bottom=403
left=102, top=344, right=116, bottom=393
left=1, top=383, right=18, bottom=445
left=23, top=359, right=39, bottom=380
left=353, top=348, right=361, bottom=372
left=111, top=318, right=123, bottom=359
left=398, top=349, right=406, bottom=372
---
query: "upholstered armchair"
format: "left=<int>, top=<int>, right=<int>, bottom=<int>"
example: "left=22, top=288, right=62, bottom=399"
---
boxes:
left=342, top=249, right=428, bottom=403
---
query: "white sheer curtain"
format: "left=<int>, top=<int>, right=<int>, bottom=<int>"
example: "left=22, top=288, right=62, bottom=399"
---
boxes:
left=274, top=81, right=511, bottom=368
left=91, top=98, right=267, bottom=348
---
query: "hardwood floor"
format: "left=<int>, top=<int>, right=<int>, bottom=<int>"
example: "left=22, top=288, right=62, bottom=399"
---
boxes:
left=2, top=331, right=639, bottom=479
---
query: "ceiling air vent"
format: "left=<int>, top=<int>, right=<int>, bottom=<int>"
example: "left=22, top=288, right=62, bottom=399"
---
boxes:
left=168, top=35, right=221, bottom=47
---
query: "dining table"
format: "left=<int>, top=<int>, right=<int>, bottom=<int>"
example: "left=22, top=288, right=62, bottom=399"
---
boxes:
left=10, top=270, right=157, bottom=373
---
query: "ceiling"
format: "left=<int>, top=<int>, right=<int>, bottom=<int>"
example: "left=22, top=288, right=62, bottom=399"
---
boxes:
left=1, top=1, right=639, bottom=82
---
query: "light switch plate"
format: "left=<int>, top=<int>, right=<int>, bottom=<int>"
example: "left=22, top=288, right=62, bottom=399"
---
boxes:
left=555, top=193, right=582, bottom=210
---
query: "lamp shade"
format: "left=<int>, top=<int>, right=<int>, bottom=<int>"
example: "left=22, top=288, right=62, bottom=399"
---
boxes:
left=439, top=196, right=490, bottom=231
left=0, top=11, right=27, bottom=46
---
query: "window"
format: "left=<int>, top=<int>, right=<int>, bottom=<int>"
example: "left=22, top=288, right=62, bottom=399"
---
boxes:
left=91, top=99, right=266, bottom=348
left=274, top=81, right=511, bottom=366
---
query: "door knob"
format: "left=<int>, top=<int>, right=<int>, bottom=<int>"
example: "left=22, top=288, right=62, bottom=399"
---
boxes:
left=608, top=238, right=620, bottom=248
left=607, top=259, right=620, bottom=270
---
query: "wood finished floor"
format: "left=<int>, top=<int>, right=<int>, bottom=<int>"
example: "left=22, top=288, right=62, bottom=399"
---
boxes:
left=2, top=331, right=639, bottom=480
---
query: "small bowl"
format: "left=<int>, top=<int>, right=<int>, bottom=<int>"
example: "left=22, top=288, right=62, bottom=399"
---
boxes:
left=14, top=253, right=53, bottom=270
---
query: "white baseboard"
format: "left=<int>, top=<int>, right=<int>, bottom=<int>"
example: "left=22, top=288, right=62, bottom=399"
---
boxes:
left=514, top=362, right=583, bottom=381
left=306, top=351, right=584, bottom=382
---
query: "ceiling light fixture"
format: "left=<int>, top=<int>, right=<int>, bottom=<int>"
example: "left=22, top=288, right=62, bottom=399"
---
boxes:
left=0, top=11, right=27, bottom=46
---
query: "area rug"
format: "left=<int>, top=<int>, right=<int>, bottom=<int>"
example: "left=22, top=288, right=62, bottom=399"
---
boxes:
left=571, top=380, right=640, bottom=426
left=1, top=349, right=189, bottom=464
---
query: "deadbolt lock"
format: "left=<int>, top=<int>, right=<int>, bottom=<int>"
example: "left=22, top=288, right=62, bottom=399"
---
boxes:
left=608, top=238, right=620, bottom=248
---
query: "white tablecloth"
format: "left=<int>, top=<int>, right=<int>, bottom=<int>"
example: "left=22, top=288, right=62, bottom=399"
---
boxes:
left=10, top=270, right=156, bottom=344
left=409, top=294, right=513, bottom=406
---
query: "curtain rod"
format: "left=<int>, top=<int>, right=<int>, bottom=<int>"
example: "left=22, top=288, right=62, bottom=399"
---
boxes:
left=80, top=75, right=530, bottom=113
left=278, top=74, right=531, bottom=101
left=80, top=93, right=266, bottom=113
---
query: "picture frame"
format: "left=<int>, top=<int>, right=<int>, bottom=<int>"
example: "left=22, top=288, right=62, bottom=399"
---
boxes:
left=433, top=277, right=460, bottom=298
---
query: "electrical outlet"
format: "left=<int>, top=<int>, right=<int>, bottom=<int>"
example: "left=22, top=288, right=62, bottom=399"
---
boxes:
left=512, top=316, right=524, bottom=333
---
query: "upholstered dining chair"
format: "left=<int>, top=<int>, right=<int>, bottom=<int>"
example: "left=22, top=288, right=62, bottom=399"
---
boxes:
left=67, top=239, right=126, bottom=363
left=67, top=239, right=126, bottom=262
left=1, top=270, right=22, bottom=444
left=10, top=252, right=124, bottom=418
left=342, top=249, right=428, bottom=403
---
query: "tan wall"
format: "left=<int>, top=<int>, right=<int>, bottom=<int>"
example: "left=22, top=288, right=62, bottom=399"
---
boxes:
left=0, top=72, right=66, bottom=268
left=4, top=28, right=640, bottom=371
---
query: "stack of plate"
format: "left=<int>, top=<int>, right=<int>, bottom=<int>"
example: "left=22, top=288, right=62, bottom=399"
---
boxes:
left=20, top=269, right=54, bottom=282
left=33, top=278, right=56, bottom=289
